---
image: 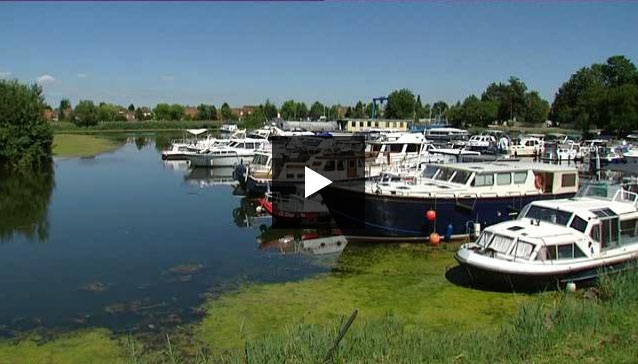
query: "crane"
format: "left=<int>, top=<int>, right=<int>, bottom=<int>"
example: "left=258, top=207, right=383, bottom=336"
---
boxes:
left=371, top=96, right=387, bottom=119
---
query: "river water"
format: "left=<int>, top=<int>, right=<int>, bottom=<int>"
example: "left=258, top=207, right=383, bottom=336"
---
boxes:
left=0, top=134, right=337, bottom=335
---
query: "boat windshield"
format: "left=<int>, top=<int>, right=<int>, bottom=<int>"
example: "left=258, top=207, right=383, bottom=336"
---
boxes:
left=434, top=167, right=455, bottom=182
left=520, top=205, right=572, bottom=226
left=450, top=170, right=472, bottom=184
left=252, top=153, right=270, bottom=166
left=422, top=165, right=440, bottom=178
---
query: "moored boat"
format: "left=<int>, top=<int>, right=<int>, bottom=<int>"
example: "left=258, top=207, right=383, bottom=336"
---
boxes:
left=456, top=182, right=638, bottom=289
left=319, top=161, right=580, bottom=240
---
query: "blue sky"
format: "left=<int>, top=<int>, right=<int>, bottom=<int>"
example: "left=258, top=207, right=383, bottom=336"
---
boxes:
left=1, top=2, right=637, bottom=108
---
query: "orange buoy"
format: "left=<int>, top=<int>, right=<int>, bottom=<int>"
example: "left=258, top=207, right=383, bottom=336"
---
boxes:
left=426, top=209, right=436, bottom=221
left=430, top=232, right=441, bottom=246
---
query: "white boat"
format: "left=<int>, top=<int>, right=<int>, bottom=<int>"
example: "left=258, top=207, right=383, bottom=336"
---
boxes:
left=187, top=138, right=270, bottom=168
left=466, top=135, right=496, bottom=152
left=456, top=182, right=638, bottom=289
left=220, top=124, right=238, bottom=133
left=161, top=129, right=246, bottom=160
left=424, top=127, right=470, bottom=145
left=508, top=136, right=543, bottom=157
left=366, top=133, right=446, bottom=167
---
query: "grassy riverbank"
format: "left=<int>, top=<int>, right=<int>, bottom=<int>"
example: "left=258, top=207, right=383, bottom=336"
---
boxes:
left=53, top=134, right=124, bottom=158
left=51, top=120, right=221, bottom=134
left=2, top=244, right=638, bottom=363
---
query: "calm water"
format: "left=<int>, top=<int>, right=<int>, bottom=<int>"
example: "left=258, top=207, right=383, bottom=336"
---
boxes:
left=0, top=135, right=337, bottom=335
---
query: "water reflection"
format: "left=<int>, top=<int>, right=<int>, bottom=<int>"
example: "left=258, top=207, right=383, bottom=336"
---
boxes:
left=232, top=197, right=270, bottom=228
left=0, top=165, right=54, bottom=242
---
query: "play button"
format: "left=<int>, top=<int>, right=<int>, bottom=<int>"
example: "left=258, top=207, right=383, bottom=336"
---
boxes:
left=304, top=167, right=332, bottom=198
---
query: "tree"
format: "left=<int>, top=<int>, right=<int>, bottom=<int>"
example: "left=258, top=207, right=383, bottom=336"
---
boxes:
left=0, top=80, right=53, bottom=169
left=220, top=102, right=234, bottom=121
left=344, top=107, right=353, bottom=118
left=431, top=101, right=448, bottom=117
left=551, top=55, right=638, bottom=133
left=73, top=100, right=98, bottom=127
left=97, top=103, right=118, bottom=122
left=522, top=91, right=550, bottom=124
left=297, top=102, right=308, bottom=120
left=329, top=105, right=340, bottom=120
left=309, top=101, right=325, bottom=120
left=196, top=104, right=217, bottom=121
left=262, top=99, right=278, bottom=120
left=58, top=98, right=71, bottom=121
left=280, top=100, right=298, bottom=120
left=153, top=103, right=171, bottom=120
left=385, top=89, right=416, bottom=119
left=169, top=104, right=185, bottom=120
left=240, top=106, right=267, bottom=129
left=128, top=104, right=135, bottom=112
left=135, top=107, right=144, bottom=121
left=605, top=84, right=638, bottom=135
left=353, top=101, right=366, bottom=119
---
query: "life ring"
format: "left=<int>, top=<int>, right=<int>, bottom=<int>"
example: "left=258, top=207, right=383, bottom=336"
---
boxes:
left=534, top=173, right=544, bottom=190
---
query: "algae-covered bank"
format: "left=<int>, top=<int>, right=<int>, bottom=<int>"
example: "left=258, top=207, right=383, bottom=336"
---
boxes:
left=3, top=243, right=638, bottom=363
left=53, top=134, right=124, bottom=158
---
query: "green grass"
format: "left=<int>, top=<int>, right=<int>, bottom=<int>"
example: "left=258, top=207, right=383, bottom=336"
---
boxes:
left=197, top=243, right=530, bottom=350
left=51, top=120, right=221, bottom=134
left=53, top=134, right=123, bottom=157
left=0, top=329, right=125, bottom=364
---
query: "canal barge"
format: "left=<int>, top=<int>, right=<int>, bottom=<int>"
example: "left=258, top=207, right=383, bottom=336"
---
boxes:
left=320, top=162, right=580, bottom=240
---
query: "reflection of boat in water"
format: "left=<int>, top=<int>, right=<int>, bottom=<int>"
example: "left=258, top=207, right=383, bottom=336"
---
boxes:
left=258, top=191, right=332, bottom=226
left=456, top=182, right=638, bottom=289
left=233, top=149, right=272, bottom=196
left=162, top=160, right=190, bottom=172
left=185, top=167, right=235, bottom=187
left=232, top=197, right=271, bottom=228
left=259, top=229, right=347, bottom=258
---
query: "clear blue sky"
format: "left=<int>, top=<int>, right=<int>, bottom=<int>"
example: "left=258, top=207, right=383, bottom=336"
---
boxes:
left=1, top=2, right=637, bottom=108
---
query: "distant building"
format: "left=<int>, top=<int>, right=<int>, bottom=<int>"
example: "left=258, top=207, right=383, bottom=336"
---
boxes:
left=184, top=106, right=198, bottom=120
left=345, top=119, right=409, bottom=133
left=231, top=105, right=258, bottom=121
left=277, top=120, right=339, bottom=132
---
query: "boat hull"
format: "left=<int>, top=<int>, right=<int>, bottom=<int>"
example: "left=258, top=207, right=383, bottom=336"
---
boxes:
left=320, top=186, right=575, bottom=240
left=455, top=254, right=638, bottom=290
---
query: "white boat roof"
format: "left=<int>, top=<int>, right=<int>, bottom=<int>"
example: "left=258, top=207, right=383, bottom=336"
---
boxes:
left=440, top=161, right=578, bottom=173
left=488, top=220, right=582, bottom=244
left=186, top=128, right=208, bottom=136
left=530, top=196, right=638, bottom=219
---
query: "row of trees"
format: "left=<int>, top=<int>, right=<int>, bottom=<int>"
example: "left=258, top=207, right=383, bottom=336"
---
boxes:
left=445, top=78, right=551, bottom=127
left=551, top=55, right=638, bottom=135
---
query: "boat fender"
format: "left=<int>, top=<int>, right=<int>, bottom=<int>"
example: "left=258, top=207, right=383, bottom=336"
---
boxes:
left=429, top=233, right=440, bottom=246
left=566, top=282, right=577, bottom=292
left=445, top=224, right=454, bottom=241
left=534, top=173, right=544, bottom=190
left=473, top=222, right=481, bottom=239
left=426, top=209, right=436, bottom=221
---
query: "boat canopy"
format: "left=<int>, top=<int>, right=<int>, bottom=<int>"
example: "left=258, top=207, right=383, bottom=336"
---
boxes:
left=186, top=128, right=208, bottom=136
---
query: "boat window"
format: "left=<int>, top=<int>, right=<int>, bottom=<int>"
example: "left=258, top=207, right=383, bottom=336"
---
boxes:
left=497, top=173, right=512, bottom=185
left=351, top=121, right=356, bottom=127
left=337, top=160, right=345, bottom=171
left=451, top=170, right=472, bottom=184
left=570, top=215, right=588, bottom=233
left=621, top=219, right=638, bottom=240
left=312, top=161, right=322, bottom=167
left=245, top=142, right=255, bottom=149
left=434, top=168, right=455, bottom=181
left=574, top=244, right=587, bottom=258
left=406, top=144, right=419, bottom=153
left=422, top=165, right=439, bottom=179
left=513, top=172, right=527, bottom=184
left=324, top=160, right=336, bottom=171
left=372, top=144, right=382, bottom=152
left=357, top=159, right=364, bottom=168
left=558, top=244, right=573, bottom=259
left=375, top=121, right=379, bottom=127
left=537, top=245, right=557, bottom=261
left=590, top=225, right=600, bottom=242
left=390, top=144, right=404, bottom=153
left=474, top=173, right=494, bottom=187
left=488, top=235, right=514, bottom=254
left=523, top=205, right=572, bottom=226
left=561, top=173, right=577, bottom=187
left=476, top=231, right=493, bottom=247
left=359, top=122, right=364, bottom=127
left=367, top=121, right=371, bottom=127
left=513, top=241, right=534, bottom=259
